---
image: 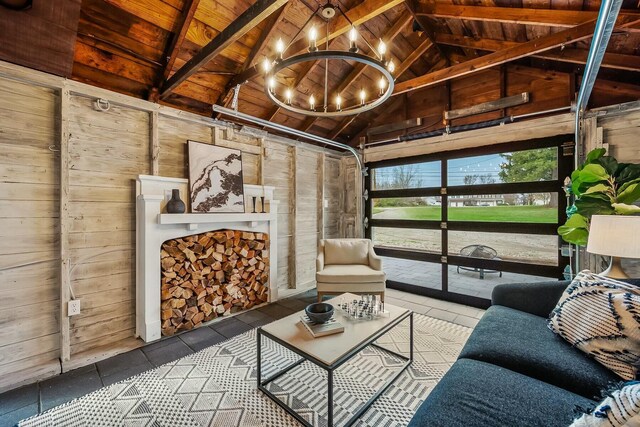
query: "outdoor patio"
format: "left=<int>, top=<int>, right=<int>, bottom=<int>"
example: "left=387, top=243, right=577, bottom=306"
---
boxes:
left=382, top=256, right=552, bottom=300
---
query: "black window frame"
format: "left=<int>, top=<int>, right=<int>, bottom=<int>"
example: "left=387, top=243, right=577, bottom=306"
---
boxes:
left=365, top=134, right=575, bottom=308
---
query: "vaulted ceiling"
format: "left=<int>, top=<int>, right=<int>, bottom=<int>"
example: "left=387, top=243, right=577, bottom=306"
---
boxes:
left=1, top=0, right=639, bottom=146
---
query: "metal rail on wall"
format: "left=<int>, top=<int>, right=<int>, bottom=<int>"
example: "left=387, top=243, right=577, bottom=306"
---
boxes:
left=212, top=104, right=367, bottom=237
left=571, top=0, right=623, bottom=276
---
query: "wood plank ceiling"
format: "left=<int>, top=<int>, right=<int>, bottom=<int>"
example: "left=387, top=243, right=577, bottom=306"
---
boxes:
left=6, top=0, right=639, bottom=146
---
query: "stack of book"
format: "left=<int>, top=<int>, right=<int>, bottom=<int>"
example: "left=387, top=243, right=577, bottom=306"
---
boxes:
left=300, top=314, right=344, bottom=338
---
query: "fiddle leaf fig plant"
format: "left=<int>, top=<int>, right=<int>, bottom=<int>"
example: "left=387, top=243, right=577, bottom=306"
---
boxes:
left=558, top=148, right=640, bottom=246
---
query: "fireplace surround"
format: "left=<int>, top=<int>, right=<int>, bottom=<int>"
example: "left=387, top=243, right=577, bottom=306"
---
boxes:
left=136, top=175, right=278, bottom=342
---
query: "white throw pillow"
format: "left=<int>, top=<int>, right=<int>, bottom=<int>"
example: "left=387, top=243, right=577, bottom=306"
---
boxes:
left=548, top=270, right=640, bottom=380
left=571, top=382, right=640, bottom=426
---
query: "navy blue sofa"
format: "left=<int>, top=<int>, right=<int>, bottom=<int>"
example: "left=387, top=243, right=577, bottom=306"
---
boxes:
left=408, top=280, right=634, bottom=427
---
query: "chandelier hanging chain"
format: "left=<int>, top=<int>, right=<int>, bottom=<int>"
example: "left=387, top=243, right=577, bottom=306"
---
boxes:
left=324, top=19, right=329, bottom=112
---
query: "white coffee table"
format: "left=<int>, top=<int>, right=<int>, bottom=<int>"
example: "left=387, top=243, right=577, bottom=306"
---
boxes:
left=257, top=293, right=413, bottom=427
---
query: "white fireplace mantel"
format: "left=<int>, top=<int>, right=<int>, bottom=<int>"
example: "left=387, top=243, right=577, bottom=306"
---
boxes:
left=135, top=175, right=279, bottom=342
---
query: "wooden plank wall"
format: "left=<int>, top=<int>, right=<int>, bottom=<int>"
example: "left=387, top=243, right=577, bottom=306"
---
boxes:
left=583, top=102, right=640, bottom=276
left=0, top=79, right=61, bottom=391
left=389, top=64, right=572, bottom=137
left=0, top=72, right=349, bottom=392
left=67, top=96, right=150, bottom=358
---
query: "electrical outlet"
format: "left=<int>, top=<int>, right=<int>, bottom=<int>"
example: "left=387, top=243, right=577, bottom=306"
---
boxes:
left=68, top=299, right=81, bottom=316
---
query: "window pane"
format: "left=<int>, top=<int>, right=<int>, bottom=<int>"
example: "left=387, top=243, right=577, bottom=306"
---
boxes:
left=448, top=265, right=557, bottom=299
left=448, top=231, right=558, bottom=266
left=372, top=161, right=440, bottom=190
left=447, top=147, right=557, bottom=186
left=372, top=227, right=440, bottom=253
left=448, top=193, right=557, bottom=223
left=372, top=197, right=441, bottom=220
left=382, top=257, right=442, bottom=290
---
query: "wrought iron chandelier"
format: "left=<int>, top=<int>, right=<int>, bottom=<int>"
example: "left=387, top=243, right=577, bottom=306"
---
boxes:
left=262, top=2, right=395, bottom=118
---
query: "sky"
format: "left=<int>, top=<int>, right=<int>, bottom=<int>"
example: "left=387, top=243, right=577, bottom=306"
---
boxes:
left=374, top=154, right=505, bottom=188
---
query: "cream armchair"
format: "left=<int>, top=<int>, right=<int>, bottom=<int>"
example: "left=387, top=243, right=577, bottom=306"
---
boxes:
left=315, top=238, right=386, bottom=302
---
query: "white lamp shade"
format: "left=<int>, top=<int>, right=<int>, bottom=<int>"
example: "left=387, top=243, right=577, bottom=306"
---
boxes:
left=587, top=215, right=640, bottom=258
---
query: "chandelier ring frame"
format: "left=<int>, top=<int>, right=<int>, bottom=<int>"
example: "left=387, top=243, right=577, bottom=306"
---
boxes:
left=264, top=50, right=395, bottom=118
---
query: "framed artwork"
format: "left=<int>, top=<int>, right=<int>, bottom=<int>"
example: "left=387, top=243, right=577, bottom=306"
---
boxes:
left=188, top=141, right=245, bottom=213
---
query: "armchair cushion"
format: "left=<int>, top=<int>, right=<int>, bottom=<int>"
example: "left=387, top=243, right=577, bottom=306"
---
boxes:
left=323, top=239, right=370, bottom=265
left=316, top=264, right=386, bottom=284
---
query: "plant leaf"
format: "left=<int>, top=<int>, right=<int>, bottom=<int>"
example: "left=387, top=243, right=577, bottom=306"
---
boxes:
left=558, top=213, right=589, bottom=246
left=617, top=164, right=640, bottom=184
left=584, top=183, right=611, bottom=195
left=575, top=194, right=615, bottom=216
left=595, top=156, right=618, bottom=176
left=617, top=182, right=640, bottom=205
left=579, top=164, right=609, bottom=183
left=612, top=203, right=640, bottom=214
left=586, top=148, right=606, bottom=164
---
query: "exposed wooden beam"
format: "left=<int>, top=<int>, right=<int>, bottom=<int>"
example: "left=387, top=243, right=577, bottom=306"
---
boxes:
left=161, top=0, right=288, bottom=98
left=218, top=2, right=293, bottom=108
left=444, top=92, right=529, bottom=121
left=435, top=32, right=640, bottom=72
left=404, top=0, right=450, bottom=65
left=394, top=38, right=433, bottom=78
left=328, top=116, right=358, bottom=140
left=415, top=3, right=640, bottom=28
left=163, top=0, right=200, bottom=81
left=150, top=0, right=201, bottom=101
left=368, top=117, right=422, bottom=135
left=395, top=17, right=632, bottom=95
left=227, top=0, right=404, bottom=89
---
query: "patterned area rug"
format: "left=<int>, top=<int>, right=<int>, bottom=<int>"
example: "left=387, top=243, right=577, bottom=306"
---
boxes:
left=20, top=314, right=471, bottom=427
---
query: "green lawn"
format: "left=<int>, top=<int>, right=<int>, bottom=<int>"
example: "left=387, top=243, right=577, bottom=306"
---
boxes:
left=372, top=205, right=557, bottom=223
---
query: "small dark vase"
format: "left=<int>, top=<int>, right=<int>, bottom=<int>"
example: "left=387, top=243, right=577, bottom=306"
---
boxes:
left=166, top=189, right=186, bottom=214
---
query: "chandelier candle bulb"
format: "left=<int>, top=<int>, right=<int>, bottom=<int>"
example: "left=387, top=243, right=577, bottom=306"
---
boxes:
left=275, top=38, right=284, bottom=61
left=267, top=76, right=276, bottom=92
left=387, top=59, right=395, bottom=74
left=308, top=26, right=318, bottom=52
left=336, top=94, right=342, bottom=111
left=359, top=89, right=366, bottom=106
left=349, top=26, right=358, bottom=53
left=285, top=88, right=293, bottom=105
left=378, top=40, right=387, bottom=62
left=309, top=94, right=316, bottom=111
left=262, top=58, right=271, bottom=74
left=378, top=77, right=386, bottom=96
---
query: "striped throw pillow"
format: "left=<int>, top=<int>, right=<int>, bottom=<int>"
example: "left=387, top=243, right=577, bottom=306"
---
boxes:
left=571, top=381, right=640, bottom=426
left=548, top=270, right=640, bottom=380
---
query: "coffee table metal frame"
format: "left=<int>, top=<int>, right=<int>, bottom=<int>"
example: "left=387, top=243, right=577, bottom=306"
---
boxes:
left=256, top=310, right=413, bottom=427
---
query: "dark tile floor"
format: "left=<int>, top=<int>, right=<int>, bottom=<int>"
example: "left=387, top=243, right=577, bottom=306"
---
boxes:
left=0, top=290, right=319, bottom=427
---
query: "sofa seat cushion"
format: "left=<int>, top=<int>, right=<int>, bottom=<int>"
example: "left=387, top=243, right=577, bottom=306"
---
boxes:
left=459, top=305, right=619, bottom=399
left=316, top=265, right=385, bottom=283
left=408, top=358, right=596, bottom=427
left=323, top=239, right=369, bottom=265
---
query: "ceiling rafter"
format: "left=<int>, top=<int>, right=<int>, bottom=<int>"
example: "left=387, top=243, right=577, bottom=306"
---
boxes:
left=414, top=3, right=640, bottom=29
left=218, top=2, right=294, bottom=108
left=150, top=0, right=201, bottom=101
left=435, top=33, right=640, bottom=72
left=393, top=16, right=640, bottom=95
left=404, top=0, right=450, bottom=65
left=160, top=0, right=289, bottom=99
left=394, top=38, right=433, bottom=78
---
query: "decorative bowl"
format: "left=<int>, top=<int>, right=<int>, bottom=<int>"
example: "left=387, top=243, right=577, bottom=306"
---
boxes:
left=305, top=303, right=334, bottom=324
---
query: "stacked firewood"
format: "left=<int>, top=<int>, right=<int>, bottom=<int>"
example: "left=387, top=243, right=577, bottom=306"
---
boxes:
left=160, top=230, right=269, bottom=336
